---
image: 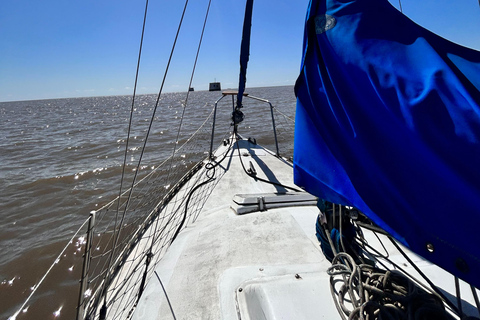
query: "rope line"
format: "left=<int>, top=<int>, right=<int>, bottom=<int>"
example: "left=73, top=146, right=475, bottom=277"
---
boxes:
left=170, top=136, right=233, bottom=244
left=235, top=137, right=302, bottom=192
left=327, top=252, right=451, bottom=320
left=321, top=205, right=465, bottom=319
left=354, top=233, right=439, bottom=298
left=154, top=271, right=177, bottom=320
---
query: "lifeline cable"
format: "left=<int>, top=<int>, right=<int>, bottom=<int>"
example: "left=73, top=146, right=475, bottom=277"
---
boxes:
left=85, top=104, right=218, bottom=318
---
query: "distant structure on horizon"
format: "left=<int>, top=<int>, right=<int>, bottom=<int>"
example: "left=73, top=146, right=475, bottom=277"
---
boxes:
left=209, top=82, right=221, bottom=91
left=189, top=87, right=194, bottom=91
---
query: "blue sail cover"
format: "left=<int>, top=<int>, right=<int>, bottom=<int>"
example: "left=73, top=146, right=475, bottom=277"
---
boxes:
left=294, top=0, right=480, bottom=287
left=237, top=0, right=254, bottom=108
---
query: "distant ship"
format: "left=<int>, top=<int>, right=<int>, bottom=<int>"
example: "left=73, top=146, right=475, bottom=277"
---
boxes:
left=189, top=87, right=194, bottom=91
left=209, top=82, right=221, bottom=91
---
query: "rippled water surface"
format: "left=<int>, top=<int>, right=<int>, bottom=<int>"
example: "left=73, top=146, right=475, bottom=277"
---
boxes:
left=0, top=86, right=296, bottom=319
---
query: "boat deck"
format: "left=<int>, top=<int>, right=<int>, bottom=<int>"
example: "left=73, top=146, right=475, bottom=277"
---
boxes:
left=132, top=139, right=480, bottom=320
left=133, top=139, right=337, bottom=319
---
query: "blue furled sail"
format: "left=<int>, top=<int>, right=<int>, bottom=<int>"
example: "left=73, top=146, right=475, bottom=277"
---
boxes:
left=237, top=0, right=254, bottom=108
left=294, top=0, right=480, bottom=288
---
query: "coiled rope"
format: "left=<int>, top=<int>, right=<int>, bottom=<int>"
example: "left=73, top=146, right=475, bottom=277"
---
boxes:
left=327, top=252, right=451, bottom=320
left=320, top=205, right=458, bottom=320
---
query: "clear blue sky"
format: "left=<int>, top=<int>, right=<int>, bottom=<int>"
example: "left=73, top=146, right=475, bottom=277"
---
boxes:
left=0, top=0, right=479, bottom=102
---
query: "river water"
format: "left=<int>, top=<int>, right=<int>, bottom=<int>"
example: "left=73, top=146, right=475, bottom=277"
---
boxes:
left=0, top=85, right=296, bottom=319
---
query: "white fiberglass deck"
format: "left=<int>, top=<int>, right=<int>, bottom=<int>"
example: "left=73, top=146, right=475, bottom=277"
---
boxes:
left=133, top=139, right=336, bottom=319
left=132, top=139, right=480, bottom=320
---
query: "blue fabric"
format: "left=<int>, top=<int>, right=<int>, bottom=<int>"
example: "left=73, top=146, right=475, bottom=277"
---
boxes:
left=294, top=0, right=480, bottom=288
left=237, top=0, right=254, bottom=108
left=315, top=214, right=361, bottom=263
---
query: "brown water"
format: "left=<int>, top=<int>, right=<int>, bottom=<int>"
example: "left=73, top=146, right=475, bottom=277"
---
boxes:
left=0, top=86, right=296, bottom=319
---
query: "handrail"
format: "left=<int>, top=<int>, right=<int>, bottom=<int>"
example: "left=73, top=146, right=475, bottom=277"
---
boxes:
left=209, top=91, right=282, bottom=158
left=209, top=95, right=227, bottom=159
left=246, top=94, right=280, bottom=156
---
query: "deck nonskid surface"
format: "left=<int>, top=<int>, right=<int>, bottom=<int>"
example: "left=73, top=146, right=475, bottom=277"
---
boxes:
left=133, top=139, right=480, bottom=319
left=133, top=139, right=335, bottom=319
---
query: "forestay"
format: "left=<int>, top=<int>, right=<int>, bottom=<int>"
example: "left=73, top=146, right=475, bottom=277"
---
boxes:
left=293, top=0, right=480, bottom=288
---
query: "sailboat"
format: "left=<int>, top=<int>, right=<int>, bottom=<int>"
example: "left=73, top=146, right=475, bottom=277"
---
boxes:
left=10, top=0, right=480, bottom=319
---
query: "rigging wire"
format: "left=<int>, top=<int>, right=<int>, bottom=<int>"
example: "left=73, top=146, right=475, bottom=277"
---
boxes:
left=165, top=0, right=212, bottom=190
left=100, top=0, right=150, bottom=311
left=133, top=0, right=214, bottom=305
left=338, top=206, right=366, bottom=265
left=99, top=0, right=191, bottom=314
left=398, top=0, right=403, bottom=13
